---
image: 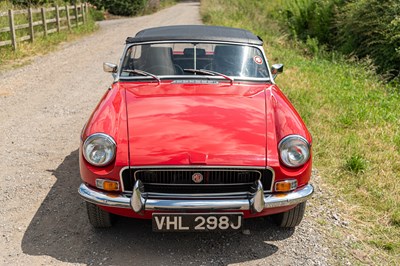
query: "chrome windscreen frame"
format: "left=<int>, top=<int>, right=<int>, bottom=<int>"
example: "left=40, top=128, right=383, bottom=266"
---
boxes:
left=116, top=40, right=275, bottom=83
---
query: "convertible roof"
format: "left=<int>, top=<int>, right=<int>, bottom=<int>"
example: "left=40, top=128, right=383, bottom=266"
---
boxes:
left=126, top=25, right=263, bottom=45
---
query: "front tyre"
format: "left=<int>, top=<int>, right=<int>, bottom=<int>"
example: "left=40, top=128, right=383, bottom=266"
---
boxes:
left=86, top=202, right=116, bottom=228
left=272, top=202, right=306, bottom=228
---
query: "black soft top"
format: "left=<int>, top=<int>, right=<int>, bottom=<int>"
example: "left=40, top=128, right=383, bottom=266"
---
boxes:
left=126, top=25, right=263, bottom=45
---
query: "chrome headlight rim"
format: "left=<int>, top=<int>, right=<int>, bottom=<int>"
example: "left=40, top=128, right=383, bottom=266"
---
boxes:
left=278, top=134, right=311, bottom=168
left=83, top=133, right=116, bottom=167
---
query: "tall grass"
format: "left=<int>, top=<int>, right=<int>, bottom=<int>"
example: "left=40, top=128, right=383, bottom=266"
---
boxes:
left=202, top=0, right=399, bottom=263
left=275, top=0, right=400, bottom=81
left=335, top=0, right=400, bottom=80
left=277, top=0, right=341, bottom=46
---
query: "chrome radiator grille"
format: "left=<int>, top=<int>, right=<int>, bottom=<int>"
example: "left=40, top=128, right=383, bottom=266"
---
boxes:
left=121, top=167, right=274, bottom=195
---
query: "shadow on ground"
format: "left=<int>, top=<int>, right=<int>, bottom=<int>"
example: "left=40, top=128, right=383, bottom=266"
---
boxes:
left=22, top=150, right=294, bottom=265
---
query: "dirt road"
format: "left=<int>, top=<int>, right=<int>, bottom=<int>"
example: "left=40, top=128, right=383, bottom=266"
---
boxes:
left=1, top=2, right=334, bottom=265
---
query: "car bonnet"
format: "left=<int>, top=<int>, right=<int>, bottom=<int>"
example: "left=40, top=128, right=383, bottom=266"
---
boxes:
left=122, top=82, right=269, bottom=166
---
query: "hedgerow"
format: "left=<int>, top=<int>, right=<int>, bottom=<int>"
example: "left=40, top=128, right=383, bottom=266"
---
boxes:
left=335, top=0, right=400, bottom=80
left=89, top=0, right=147, bottom=16
left=278, top=0, right=400, bottom=80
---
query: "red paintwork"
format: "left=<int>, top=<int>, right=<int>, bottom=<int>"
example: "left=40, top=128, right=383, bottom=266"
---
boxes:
left=80, top=83, right=129, bottom=189
left=124, top=82, right=267, bottom=166
left=80, top=80, right=312, bottom=219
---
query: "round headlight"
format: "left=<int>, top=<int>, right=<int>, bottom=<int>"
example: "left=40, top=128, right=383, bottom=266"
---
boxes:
left=83, top=133, right=116, bottom=166
left=278, top=135, right=310, bottom=168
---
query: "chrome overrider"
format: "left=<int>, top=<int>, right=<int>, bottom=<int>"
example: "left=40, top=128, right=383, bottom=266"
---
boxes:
left=78, top=180, right=314, bottom=213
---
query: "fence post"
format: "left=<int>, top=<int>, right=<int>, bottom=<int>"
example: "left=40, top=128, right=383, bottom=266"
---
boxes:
left=74, top=3, right=79, bottom=27
left=28, top=7, right=34, bottom=43
left=8, top=10, right=17, bottom=51
left=81, top=3, right=85, bottom=24
left=85, top=3, right=89, bottom=23
left=55, top=5, right=60, bottom=33
left=41, top=7, right=47, bottom=36
left=66, top=5, right=71, bottom=30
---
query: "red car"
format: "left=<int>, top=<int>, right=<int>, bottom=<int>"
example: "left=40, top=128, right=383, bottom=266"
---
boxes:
left=78, top=25, right=313, bottom=231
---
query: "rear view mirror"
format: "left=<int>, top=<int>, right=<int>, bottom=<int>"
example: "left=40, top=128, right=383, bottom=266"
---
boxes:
left=103, top=62, right=117, bottom=73
left=271, top=64, right=284, bottom=79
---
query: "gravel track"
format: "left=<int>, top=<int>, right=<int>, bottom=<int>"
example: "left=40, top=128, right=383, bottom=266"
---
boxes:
left=0, top=1, right=334, bottom=265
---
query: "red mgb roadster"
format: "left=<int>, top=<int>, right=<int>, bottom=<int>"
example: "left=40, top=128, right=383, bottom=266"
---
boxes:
left=78, top=25, right=313, bottom=231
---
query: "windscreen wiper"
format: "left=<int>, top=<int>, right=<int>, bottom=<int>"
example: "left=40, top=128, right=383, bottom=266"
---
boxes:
left=184, top=68, right=234, bottom=85
left=121, top=69, right=161, bottom=84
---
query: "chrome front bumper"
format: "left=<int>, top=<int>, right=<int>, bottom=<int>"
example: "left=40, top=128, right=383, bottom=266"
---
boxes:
left=78, top=181, right=314, bottom=213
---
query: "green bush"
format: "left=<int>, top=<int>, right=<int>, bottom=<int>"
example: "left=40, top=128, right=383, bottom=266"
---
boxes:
left=277, top=0, right=400, bottom=80
left=88, top=6, right=104, bottom=21
left=89, top=0, right=147, bottom=16
left=336, top=0, right=400, bottom=79
left=279, top=0, right=343, bottom=47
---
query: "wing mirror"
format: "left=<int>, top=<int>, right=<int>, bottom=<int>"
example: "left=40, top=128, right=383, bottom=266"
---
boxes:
left=271, top=64, right=284, bottom=79
left=103, top=62, right=117, bottom=73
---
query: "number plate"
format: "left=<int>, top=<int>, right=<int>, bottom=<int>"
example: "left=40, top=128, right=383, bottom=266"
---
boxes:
left=152, top=213, right=243, bottom=232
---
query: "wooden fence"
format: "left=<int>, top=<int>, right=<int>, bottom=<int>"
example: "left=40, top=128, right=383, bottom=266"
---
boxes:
left=0, top=3, right=89, bottom=50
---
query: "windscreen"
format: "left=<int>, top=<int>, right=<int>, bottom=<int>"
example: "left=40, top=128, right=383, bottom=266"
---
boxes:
left=120, top=42, right=269, bottom=79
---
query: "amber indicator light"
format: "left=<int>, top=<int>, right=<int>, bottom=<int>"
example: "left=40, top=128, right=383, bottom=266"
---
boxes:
left=275, top=180, right=297, bottom=192
left=96, top=179, right=120, bottom=191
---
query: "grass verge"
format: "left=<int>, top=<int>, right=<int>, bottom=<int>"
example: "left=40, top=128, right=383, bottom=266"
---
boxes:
left=201, top=0, right=399, bottom=264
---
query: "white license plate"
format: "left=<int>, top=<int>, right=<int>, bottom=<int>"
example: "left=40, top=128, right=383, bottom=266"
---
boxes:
left=152, top=213, right=243, bottom=232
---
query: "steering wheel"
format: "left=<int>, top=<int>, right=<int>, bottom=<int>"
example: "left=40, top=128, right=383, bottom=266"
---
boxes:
left=174, top=64, right=184, bottom=75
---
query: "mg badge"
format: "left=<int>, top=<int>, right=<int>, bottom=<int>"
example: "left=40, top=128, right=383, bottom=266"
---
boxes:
left=192, top=173, right=203, bottom=183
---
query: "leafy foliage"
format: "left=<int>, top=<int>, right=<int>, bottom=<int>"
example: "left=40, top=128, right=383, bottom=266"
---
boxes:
left=88, top=5, right=104, bottom=21
left=88, top=0, right=147, bottom=16
left=336, top=0, right=400, bottom=79
left=280, top=0, right=342, bottom=47
left=278, top=0, right=400, bottom=80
